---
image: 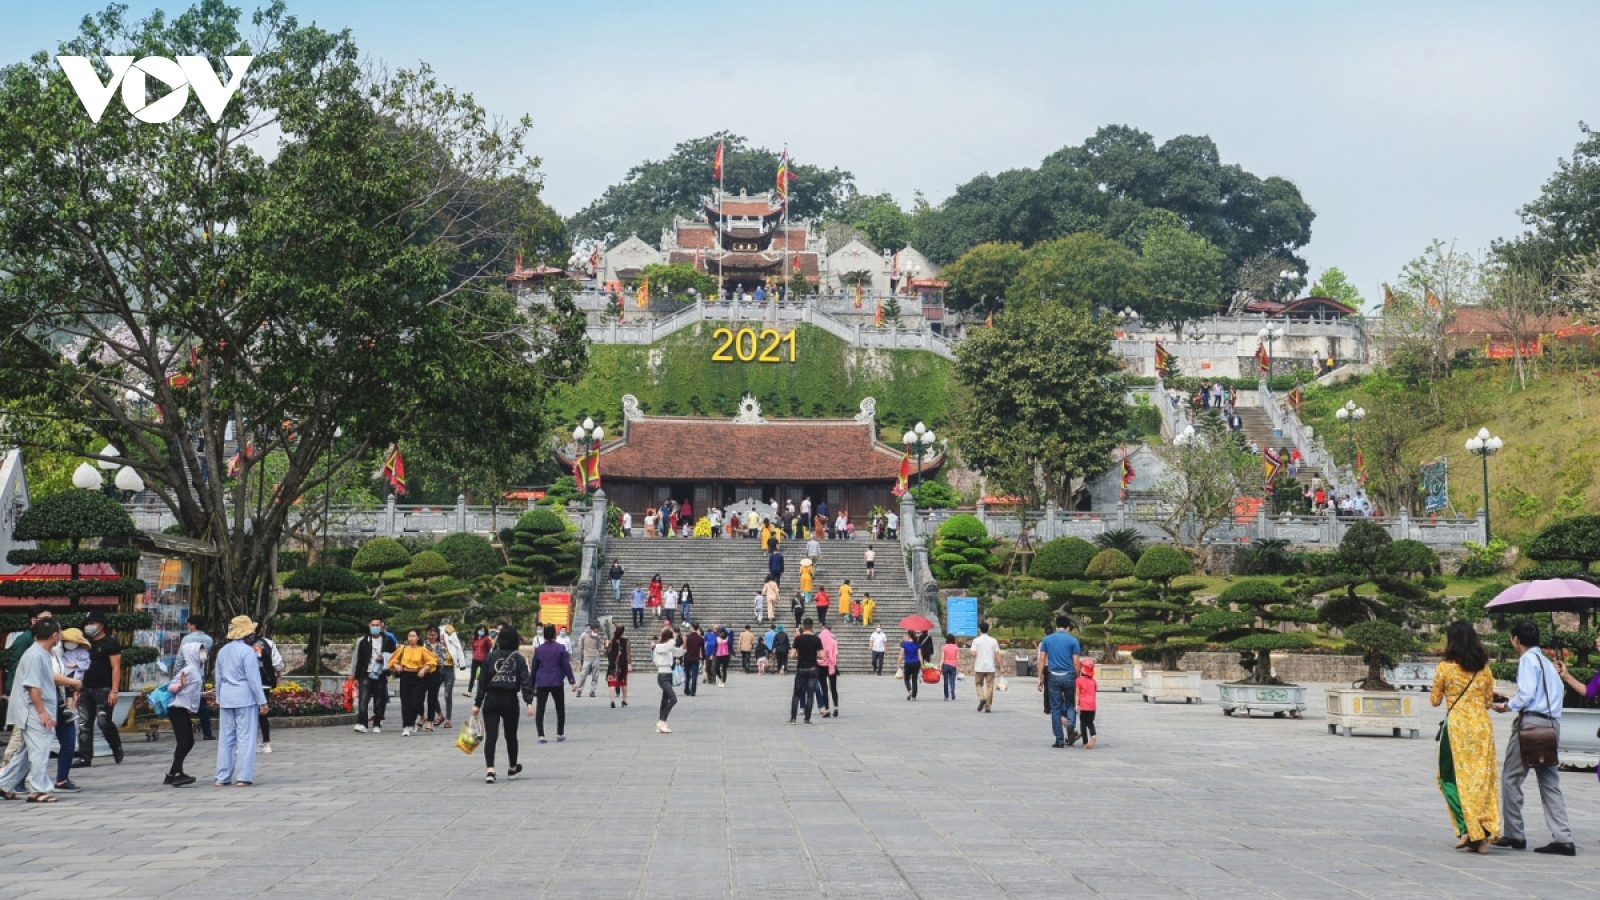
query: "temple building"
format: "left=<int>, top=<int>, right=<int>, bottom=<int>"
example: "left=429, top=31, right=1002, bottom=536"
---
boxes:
left=556, top=394, right=943, bottom=519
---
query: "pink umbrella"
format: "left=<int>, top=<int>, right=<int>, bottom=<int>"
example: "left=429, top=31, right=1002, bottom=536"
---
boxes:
left=1485, top=579, right=1600, bottom=614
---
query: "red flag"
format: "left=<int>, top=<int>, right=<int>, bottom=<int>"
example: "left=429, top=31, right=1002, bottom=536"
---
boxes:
left=875, top=299, right=884, bottom=327
left=382, top=446, right=407, bottom=496
left=713, top=140, right=724, bottom=181
left=854, top=281, right=863, bottom=309
left=1119, top=448, right=1135, bottom=502
left=1153, top=340, right=1172, bottom=371
left=1255, top=341, right=1271, bottom=374
left=1287, top=385, right=1303, bottom=411
left=892, top=449, right=910, bottom=497
left=584, top=442, right=602, bottom=491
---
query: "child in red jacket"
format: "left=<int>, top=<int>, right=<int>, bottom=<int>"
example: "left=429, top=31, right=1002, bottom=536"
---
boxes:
left=1077, top=658, right=1098, bottom=749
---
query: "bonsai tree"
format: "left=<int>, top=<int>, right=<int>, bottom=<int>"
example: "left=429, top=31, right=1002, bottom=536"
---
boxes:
left=1341, top=621, right=1419, bottom=691
left=1030, top=537, right=1097, bottom=581
left=1525, top=514, right=1600, bottom=636
left=282, top=565, right=367, bottom=674
left=929, top=514, right=999, bottom=588
left=1196, top=580, right=1317, bottom=685
left=504, top=508, right=580, bottom=585
left=1103, top=545, right=1207, bottom=672
left=1308, top=521, right=1443, bottom=688
left=434, top=533, right=503, bottom=580
left=404, top=550, right=452, bottom=586
left=1092, top=529, right=1145, bottom=564
left=1076, top=548, right=1137, bottom=663
left=352, top=537, right=411, bottom=596
left=2, top=489, right=145, bottom=610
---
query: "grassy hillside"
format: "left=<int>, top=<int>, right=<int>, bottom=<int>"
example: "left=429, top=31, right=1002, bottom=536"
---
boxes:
left=552, top=323, right=959, bottom=437
left=1299, top=365, right=1600, bottom=546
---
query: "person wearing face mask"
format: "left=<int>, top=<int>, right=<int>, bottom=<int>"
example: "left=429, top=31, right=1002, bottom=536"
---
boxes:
left=214, top=616, right=269, bottom=787
left=351, top=619, right=397, bottom=734
left=75, top=611, right=124, bottom=767
left=467, top=626, right=492, bottom=697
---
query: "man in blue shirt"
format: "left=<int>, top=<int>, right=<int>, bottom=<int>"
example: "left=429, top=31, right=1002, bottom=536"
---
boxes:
left=631, top=586, right=646, bottom=629
left=1036, top=616, right=1081, bottom=748
left=1491, top=620, right=1573, bottom=855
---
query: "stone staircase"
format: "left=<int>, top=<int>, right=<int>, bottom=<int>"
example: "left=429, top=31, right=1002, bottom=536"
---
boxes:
left=1204, top=407, right=1322, bottom=488
left=597, top=536, right=921, bottom=674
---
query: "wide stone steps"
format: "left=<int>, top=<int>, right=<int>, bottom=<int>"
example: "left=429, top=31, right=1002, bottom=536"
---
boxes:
left=598, top=537, right=921, bottom=674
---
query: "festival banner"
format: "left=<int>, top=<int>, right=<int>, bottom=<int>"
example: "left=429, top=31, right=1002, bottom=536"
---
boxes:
left=382, top=445, right=407, bottom=496
left=892, top=449, right=910, bottom=497
left=1420, top=458, right=1449, bottom=513
left=1485, top=336, right=1542, bottom=359
left=1255, top=341, right=1271, bottom=374
left=1154, top=340, right=1173, bottom=372
left=1263, top=446, right=1283, bottom=489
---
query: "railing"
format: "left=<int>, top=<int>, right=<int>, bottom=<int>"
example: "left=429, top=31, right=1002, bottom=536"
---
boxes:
left=1150, top=377, right=1190, bottom=442
left=1256, top=378, right=1355, bottom=497
left=125, top=496, right=586, bottom=540
left=580, top=298, right=957, bottom=360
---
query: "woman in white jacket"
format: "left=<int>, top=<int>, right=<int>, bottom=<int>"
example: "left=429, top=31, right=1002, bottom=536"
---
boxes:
left=651, top=627, right=685, bottom=734
left=440, top=624, right=466, bottom=728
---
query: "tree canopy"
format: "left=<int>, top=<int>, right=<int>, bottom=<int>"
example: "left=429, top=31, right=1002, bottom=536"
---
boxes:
left=0, top=2, right=588, bottom=622
left=1495, top=122, right=1600, bottom=277
left=567, top=132, right=855, bottom=245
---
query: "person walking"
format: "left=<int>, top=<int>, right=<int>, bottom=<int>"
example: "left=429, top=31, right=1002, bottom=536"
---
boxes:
left=632, top=585, right=647, bottom=629
left=972, top=622, right=999, bottom=712
left=467, top=626, right=492, bottom=697
left=739, top=625, right=756, bottom=673
left=870, top=625, right=887, bottom=676
left=1430, top=622, right=1499, bottom=852
left=214, top=616, right=269, bottom=787
left=788, top=619, right=823, bottom=724
left=806, top=536, right=821, bottom=563
left=573, top=623, right=605, bottom=698
left=861, top=593, right=875, bottom=627
left=791, top=591, right=806, bottom=629
left=839, top=580, right=854, bottom=624
left=679, top=583, right=695, bottom=625
left=662, top=584, right=679, bottom=625
left=648, top=575, right=664, bottom=618
left=53, top=627, right=90, bottom=792
left=1556, top=631, right=1600, bottom=706
left=769, top=547, right=785, bottom=586
left=763, top=575, right=780, bottom=623
left=0, top=620, right=70, bottom=803
left=715, top=626, right=733, bottom=686
left=863, top=545, right=876, bottom=580
left=253, top=624, right=284, bottom=752
left=606, top=625, right=631, bottom=708
left=530, top=624, right=575, bottom=744
left=682, top=624, right=705, bottom=697
left=352, top=618, right=397, bottom=733
left=814, top=584, right=831, bottom=629
left=609, top=560, right=624, bottom=601
left=799, top=558, right=814, bottom=610
left=652, top=627, right=685, bottom=734
left=179, top=615, right=215, bottom=740
left=472, top=625, right=533, bottom=784
left=422, top=627, right=450, bottom=730
left=772, top=625, right=791, bottom=675
left=75, top=611, right=124, bottom=767
left=940, top=633, right=960, bottom=701
left=164, top=640, right=204, bottom=787
left=3, top=604, right=52, bottom=768
left=817, top=625, right=839, bottom=717
left=900, top=631, right=923, bottom=700
left=387, top=630, right=438, bottom=737
left=1076, top=659, right=1098, bottom=749
left=1038, top=616, right=1081, bottom=748
left=703, top=624, right=720, bottom=687
left=439, top=625, right=463, bottom=728
left=1491, top=620, right=1573, bottom=856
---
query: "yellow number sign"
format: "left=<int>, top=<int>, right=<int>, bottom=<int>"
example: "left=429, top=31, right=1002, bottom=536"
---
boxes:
left=712, top=327, right=797, bottom=363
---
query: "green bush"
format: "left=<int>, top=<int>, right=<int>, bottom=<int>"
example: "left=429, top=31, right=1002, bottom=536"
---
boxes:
left=1031, top=537, right=1097, bottom=580
left=12, top=489, right=137, bottom=542
left=1457, top=539, right=1509, bottom=577
left=1132, top=544, right=1191, bottom=582
left=353, top=537, right=411, bottom=574
left=404, top=550, right=452, bottom=581
left=1085, top=548, right=1135, bottom=580
left=988, top=597, right=1050, bottom=628
left=434, top=534, right=502, bottom=580
left=935, top=514, right=988, bottom=541
left=930, top=515, right=998, bottom=588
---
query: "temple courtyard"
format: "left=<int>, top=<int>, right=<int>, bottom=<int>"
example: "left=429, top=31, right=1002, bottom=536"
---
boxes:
left=1, top=673, right=1595, bottom=899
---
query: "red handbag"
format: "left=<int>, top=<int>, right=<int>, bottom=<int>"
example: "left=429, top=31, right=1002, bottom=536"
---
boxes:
left=921, top=666, right=941, bottom=685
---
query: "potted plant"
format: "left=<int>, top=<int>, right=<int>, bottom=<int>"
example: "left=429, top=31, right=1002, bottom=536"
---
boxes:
left=1198, top=580, right=1316, bottom=717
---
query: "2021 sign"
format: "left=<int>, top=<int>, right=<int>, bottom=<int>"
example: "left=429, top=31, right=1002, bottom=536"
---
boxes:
left=711, top=327, right=797, bottom=363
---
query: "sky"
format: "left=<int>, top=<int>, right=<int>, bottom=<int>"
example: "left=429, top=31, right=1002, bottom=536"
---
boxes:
left=3, top=0, right=1595, bottom=309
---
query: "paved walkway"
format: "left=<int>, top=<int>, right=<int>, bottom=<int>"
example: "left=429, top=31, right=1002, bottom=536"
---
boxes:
left=0, top=673, right=1595, bottom=899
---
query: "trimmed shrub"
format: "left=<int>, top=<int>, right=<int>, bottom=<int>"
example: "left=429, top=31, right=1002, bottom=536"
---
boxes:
left=1031, top=537, right=1097, bottom=580
left=1085, top=548, right=1135, bottom=581
left=434, top=533, right=502, bottom=580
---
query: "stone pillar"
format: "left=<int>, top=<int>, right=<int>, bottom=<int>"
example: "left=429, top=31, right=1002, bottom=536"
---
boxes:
left=1043, top=500, right=1057, bottom=542
left=975, top=498, right=987, bottom=527
left=1397, top=507, right=1411, bottom=541
left=1475, top=507, right=1488, bottom=545
left=900, top=494, right=918, bottom=542
left=1116, top=501, right=1127, bottom=531
left=1256, top=503, right=1269, bottom=541
left=384, top=493, right=397, bottom=536
left=456, top=494, right=467, bottom=533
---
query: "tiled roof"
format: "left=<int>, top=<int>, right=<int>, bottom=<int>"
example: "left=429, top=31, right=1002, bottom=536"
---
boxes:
left=1445, top=306, right=1570, bottom=336
left=560, top=417, right=941, bottom=482
left=710, top=199, right=783, bottom=218
left=675, top=226, right=717, bottom=250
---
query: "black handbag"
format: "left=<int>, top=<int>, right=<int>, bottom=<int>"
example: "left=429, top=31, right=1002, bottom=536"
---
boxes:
left=1514, top=657, right=1560, bottom=768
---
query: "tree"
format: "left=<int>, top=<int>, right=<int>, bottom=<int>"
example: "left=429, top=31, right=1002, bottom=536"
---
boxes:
left=1138, top=224, right=1225, bottom=326
left=281, top=565, right=366, bottom=674
left=1382, top=240, right=1487, bottom=384
left=940, top=242, right=1027, bottom=313
left=1341, top=621, right=1418, bottom=691
left=638, top=263, right=717, bottom=301
left=1, top=490, right=145, bottom=609
left=1525, top=515, right=1600, bottom=634
left=858, top=201, right=913, bottom=253
left=953, top=301, right=1126, bottom=514
left=929, top=514, right=998, bottom=587
left=1482, top=264, right=1555, bottom=390
left=567, top=133, right=855, bottom=244
left=1307, top=521, right=1445, bottom=684
left=1106, top=546, right=1206, bottom=672
left=504, top=509, right=579, bottom=585
left=1494, top=122, right=1600, bottom=277
left=1310, top=266, right=1365, bottom=311
left=0, top=3, right=588, bottom=624
left=353, top=538, right=411, bottom=596
left=880, top=295, right=902, bottom=327
left=1007, top=233, right=1147, bottom=311
left=434, top=533, right=504, bottom=581
left=1030, top=537, right=1098, bottom=581
left=1149, top=419, right=1263, bottom=561
left=1196, top=580, right=1316, bottom=685
left=1076, top=548, right=1136, bottom=663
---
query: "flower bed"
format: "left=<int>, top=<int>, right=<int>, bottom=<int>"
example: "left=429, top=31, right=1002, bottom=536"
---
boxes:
left=266, top=683, right=347, bottom=718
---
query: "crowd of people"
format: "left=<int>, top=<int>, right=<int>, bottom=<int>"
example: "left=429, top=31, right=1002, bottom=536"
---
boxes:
left=620, top=495, right=901, bottom=543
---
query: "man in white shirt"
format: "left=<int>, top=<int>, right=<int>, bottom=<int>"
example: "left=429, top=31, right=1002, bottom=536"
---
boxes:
left=1492, top=620, right=1573, bottom=855
left=886, top=511, right=898, bottom=539
left=806, top=537, right=821, bottom=562
left=971, top=622, right=1000, bottom=713
left=869, top=626, right=887, bottom=676
left=621, top=510, right=633, bottom=536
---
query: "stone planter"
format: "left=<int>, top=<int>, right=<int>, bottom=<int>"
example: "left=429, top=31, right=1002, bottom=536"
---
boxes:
left=1097, top=664, right=1140, bottom=692
left=1217, top=682, right=1308, bottom=718
left=268, top=712, right=359, bottom=729
left=1383, top=661, right=1439, bottom=691
left=1141, top=669, right=1202, bottom=704
left=1324, top=688, right=1420, bottom=738
left=1558, top=708, right=1600, bottom=770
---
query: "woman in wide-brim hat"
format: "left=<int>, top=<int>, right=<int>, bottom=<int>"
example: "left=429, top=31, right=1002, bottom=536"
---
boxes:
left=226, top=615, right=257, bottom=640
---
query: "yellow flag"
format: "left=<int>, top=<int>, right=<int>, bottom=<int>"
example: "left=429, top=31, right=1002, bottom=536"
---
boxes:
left=636, top=279, right=650, bottom=308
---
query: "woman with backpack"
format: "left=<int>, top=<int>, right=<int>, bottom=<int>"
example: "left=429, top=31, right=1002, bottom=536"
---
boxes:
left=253, top=624, right=284, bottom=753
left=606, top=625, right=631, bottom=708
left=471, top=625, right=533, bottom=784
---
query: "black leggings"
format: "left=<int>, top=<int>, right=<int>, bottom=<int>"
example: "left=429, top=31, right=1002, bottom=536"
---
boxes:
left=1078, top=710, right=1097, bottom=738
left=658, top=673, right=677, bottom=721
left=168, top=707, right=195, bottom=775
left=824, top=671, right=839, bottom=707
left=257, top=711, right=272, bottom=742
left=535, top=686, right=565, bottom=737
left=480, top=692, right=520, bottom=770
left=424, top=671, right=442, bottom=722
left=903, top=663, right=920, bottom=697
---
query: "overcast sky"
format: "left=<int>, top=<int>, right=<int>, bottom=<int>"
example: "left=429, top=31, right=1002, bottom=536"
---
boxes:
left=4, top=0, right=1595, bottom=309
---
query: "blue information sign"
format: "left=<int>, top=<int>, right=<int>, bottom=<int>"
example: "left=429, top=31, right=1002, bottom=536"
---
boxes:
left=947, top=596, right=979, bottom=637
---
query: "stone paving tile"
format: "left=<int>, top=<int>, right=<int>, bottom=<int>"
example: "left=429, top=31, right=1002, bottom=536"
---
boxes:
left=1, top=676, right=1596, bottom=898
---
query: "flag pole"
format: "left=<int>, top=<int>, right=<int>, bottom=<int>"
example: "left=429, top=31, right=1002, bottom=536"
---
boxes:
left=717, top=143, right=725, bottom=302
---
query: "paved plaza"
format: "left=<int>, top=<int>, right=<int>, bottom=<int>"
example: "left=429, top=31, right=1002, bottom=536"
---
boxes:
left=1, top=673, right=1596, bottom=899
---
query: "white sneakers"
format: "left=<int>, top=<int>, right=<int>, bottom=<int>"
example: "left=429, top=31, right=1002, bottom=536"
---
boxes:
left=370, top=725, right=381, bottom=734
left=259, top=743, right=272, bottom=754
left=655, top=721, right=672, bottom=733
left=402, top=727, right=413, bottom=737
left=352, top=724, right=367, bottom=733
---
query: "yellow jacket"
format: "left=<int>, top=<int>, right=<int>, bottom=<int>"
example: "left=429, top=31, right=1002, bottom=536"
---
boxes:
left=840, top=583, right=853, bottom=608
left=861, top=597, right=875, bottom=624
left=388, top=645, right=437, bottom=675
left=800, top=569, right=813, bottom=592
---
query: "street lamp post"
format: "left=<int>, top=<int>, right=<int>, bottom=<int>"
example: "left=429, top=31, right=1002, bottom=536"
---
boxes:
left=1464, top=427, right=1503, bottom=544
left=1334, top=400, right=1365, bottom=486
left=571, top=418, right=605, bottom=494
left=900, top=422, right=937, bottom=506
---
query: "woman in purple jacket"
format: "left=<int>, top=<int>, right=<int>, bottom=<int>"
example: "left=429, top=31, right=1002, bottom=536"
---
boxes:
left=530, top=624, right=577, bottom=743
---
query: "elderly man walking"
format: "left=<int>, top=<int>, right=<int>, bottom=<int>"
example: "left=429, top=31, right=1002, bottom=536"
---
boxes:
left=0, top=619, right=74, bottom=802
left=573, top=623, right=605, bottom=698
left=1492, top=620, right=1575, bottom=856
left=214, top=616, right=269, bottom=787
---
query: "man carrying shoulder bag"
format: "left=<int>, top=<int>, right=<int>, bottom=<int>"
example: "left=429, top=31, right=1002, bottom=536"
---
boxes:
left=1491, top=620, right=1575, bottom=856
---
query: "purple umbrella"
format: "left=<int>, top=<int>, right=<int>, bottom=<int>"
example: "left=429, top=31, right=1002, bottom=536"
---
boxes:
left=1485, top=579, right=1600, bottom=614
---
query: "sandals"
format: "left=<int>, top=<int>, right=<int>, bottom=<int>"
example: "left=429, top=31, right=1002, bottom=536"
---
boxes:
left=27, top=793, right=59, bottom=803
left=0, top=789, right=17, bottom=801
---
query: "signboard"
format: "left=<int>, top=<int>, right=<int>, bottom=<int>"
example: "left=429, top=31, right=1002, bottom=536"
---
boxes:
left=539, top=591, right=572, bottom=629
left=1421, top=458, right=1449, bottom=513
left=1485, top=336, right=1541, bottom=360
left=946, top=596, right=979, bottom=637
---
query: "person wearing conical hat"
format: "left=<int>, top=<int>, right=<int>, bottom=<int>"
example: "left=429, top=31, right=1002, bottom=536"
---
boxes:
left=213, top=616, right=268, bottom=787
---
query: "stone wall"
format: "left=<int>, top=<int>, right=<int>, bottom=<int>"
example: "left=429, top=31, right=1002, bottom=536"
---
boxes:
left=279, top=642, right=354, bottom=676
left=1178, top=651, right=1364, bottom=683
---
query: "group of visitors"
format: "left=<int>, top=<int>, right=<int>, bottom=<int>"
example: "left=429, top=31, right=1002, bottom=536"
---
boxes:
left=1429, top=619, right=1582, bottom=856
left=623, top=495, right=892, bottom=544
left=621, top=573, right=699, bottom=627
left=351, top=620, right=465, bottom=737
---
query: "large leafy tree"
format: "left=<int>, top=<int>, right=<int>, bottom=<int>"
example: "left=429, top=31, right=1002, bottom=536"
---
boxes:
left=1149, top=417, right=1262, bottom=562
left=952, top=301, right=1126, bottom=512
left=1495, top=122, right=1600, bottom=277
left=940, top=242, right=1026, bottom=313
left=914, top=125, right=1314, bottom=287
left=1310, top=266, right=1365, bottom=310
left=1008, top=232, right=1147, bottom=311
left=567, top=132, right=855, bottom=244
left=1138, top=223, right=1224, bottom=328
left=0, top=2, right=588, bottom=622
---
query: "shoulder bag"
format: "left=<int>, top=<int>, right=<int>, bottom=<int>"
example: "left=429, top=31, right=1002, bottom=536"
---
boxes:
left=1514, top=656, right=1560, bottom=768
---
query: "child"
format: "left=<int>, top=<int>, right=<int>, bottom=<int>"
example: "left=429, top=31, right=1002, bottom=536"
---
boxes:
left=1077, top=658, right=1098, bottom=749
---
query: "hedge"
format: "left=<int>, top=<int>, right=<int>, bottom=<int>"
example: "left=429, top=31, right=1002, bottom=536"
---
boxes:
left=1031, top=538, right=1097, bottom=581
left=5, top=547, right=142, bottom=566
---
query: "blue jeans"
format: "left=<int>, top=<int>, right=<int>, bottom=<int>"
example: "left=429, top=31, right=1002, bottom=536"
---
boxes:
left=215, top=706, right=260, bottom=785
left=1047, top=671, right=1078, bottom=743
left=54, top=712, right=76, bottom=785
left=684, top=660, right=701, bottom=696
left=680, top=602, right=692, bottom=624
left=611, top=579, right=621, bottom=600
left=791, top=668, right=819, bottom=721
left=812, top=672, right=831, bottom=712
left=942, top=664, right=958, bottom=700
